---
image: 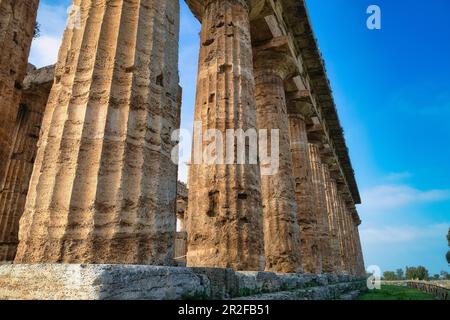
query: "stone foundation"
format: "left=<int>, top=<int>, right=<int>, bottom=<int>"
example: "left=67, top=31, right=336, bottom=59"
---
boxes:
left=0, top=264, right=366, bottom=300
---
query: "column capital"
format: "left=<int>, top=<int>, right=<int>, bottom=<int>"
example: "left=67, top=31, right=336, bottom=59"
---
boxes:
left=187, top=0, right=258, bottom=20
left=253, top=50, right=297, bottom=81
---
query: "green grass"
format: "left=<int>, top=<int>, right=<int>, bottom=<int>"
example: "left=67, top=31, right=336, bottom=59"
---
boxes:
left=357, top=285, right=436, bottom=300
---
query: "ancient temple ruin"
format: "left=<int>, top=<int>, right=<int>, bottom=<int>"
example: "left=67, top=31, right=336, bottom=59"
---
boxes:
left=0, top=0, right=366, bottom=299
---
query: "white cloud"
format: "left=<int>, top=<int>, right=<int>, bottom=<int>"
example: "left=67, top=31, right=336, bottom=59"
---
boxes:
left=29, top=35, right=61, bottom=68
left=29, top=3, right=69, bottom=68
left=361, top=223, right=449, bottom=245
left=384, top=171, right=412, bottom=182
left=360, top=184, right=450, bottom=212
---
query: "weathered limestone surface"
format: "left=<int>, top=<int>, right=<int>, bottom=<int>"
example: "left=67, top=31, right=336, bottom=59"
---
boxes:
left=0, top=0, right=39, bottom=193
left=288, top=114, right=321, bottom=273
left=308, top=143, right=333, bottom=273
left=176, top=181, right=188, bottom=232
left=353, top=222, right=365, bottom=276
left=0, top=65, right=54, bottom=261
left=336, top=190, right=351, bottom=273
left=253, top=53, right=302, bottom=273
left=186, top=0, right=264, bottom=271
left=0, top=264, right=367, bottom=300
left=322, top=164, right=342, bottom=274
left=15, top=0, right=180, bottom=265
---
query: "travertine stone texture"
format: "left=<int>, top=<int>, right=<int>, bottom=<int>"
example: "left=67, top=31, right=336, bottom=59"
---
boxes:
left=0, top=0, right=39, bottom=194
left=15, top=0, right=180, bottom=265
left=0, top=65, right=54, bottom=262
left=186, top=0, right=264, bottom=271
left=322, top=164, right=341, bottom=274
left=308, top=143, right=332, bottom=273
left=253, top=54, right=302, bottom=273
left=288, top=114, right=321, bottom=273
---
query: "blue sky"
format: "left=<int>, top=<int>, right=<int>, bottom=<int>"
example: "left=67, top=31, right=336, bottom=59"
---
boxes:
left=30, top=0, right=449, bottom=275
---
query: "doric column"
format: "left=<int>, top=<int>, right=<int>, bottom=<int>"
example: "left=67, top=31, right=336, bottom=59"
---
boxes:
left=322, top=164, right=341, bottom=274
left=186, top=0, right=264, bottom=271
left=336, top=189, right=350, bottom=273
left=344, top=207, right=356, bottom=275
left=353, top=222, right=365, bottom=276
left=329, top=177, right=345, bottom=273
left=339, top=195, right=354, bottom=274
left=288, top=114, right=321, bottom=273
left=253, top=52, right=302, bottom=273
left=0, top=65, right=54, bottom=262
left=0, top=0, right=39, bottom=193
left=15, top=0, right=180, bottom=264
left=308, top=143, right=333, bottom=273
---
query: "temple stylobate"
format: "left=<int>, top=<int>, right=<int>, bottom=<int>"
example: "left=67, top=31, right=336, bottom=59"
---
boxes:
left=0, top=0, right=365, bottom=293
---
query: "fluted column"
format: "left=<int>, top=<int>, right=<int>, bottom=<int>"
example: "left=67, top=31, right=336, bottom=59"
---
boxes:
left=186, top=0, right=264, bottom=270
left=0, top=0, right=39, bottom=192
left=288, top=114, right=321, bottom=273
left=329, top=178, right=345, bottom=273
left=353, top=223, right=365, bottom=276
left=15, top=0, right=180, bottom=264
left=336, top=190, right=350, bottom=273
left=344, top=207, right=356, bottom=275
left=253, top=53, right=302, bottom=273
left=347, top=209, right=360, bottom=275
left=308, top=143, right=333, bottom=273
left=322, top=164, right=341, bottom=274
left=0, top=66, right=54, bottom=261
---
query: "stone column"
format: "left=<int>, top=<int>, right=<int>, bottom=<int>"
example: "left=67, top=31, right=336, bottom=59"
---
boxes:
left=336, top=190, right=350, bottom=273
left=308, top=143, right=333, bottom=273
left=353, top=223, right=365, bottom=276
left=329, top=178, right=345, bottom=273
left=0, top=65, right=54, bottom=262
left=253, top=53, right=302, bottom=273
left=288, top=114, right=321, bottom=273
left=0, top=0, right=39, bottom=192
left=344, top=207, right=356, bottom=275
left=340, top=196, right=353, bottom=274
left=322, top=164, right=341, bottom=274
left=15, top=0, right=180, bottom=265
left=186, top=0, right=264, bottom=271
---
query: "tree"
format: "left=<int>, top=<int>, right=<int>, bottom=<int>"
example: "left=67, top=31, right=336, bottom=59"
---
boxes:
left=440, top=271, right=450, bottom=280
left=432, top=274, right=440, bottom=280
left=405, top=266, right=429, bottom=280
left=395, top=268, right=404, bottom=280
left=383, top=271, right=397, bottom=281
left=33, top=22, right=40, bottom=39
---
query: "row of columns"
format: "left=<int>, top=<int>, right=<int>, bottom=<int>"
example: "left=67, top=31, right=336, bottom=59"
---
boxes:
left=0, top=0, right=365, bottom=276
left=185, top=0, right=365, bottom=275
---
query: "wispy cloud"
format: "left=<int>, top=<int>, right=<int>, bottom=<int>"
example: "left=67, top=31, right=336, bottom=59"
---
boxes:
left=361, top=223, right=449, bottom=245
left=384, top=171, right=412, bottom=182
left=361, top=184, right=450, bottom=212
